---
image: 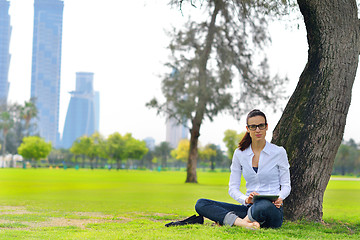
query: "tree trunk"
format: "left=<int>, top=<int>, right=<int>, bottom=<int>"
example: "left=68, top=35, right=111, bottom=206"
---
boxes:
left=272, top=0, right=359, bottom=221
left=74, top=156, right=78, bottom=168
left=210, top=159, right=215, bottom=171
left=186, top=119, right=201, bottom=183
left=116, top=159, right=121, bottom=170
left=81, top=155, right=85, bottom=168
left=95, top=157, right=99, bottom=169
left=162, top=157, right=167, bottom=169
left=185, top=1, right=221, bottom=183
left=90, top=158, right=94, bottom=169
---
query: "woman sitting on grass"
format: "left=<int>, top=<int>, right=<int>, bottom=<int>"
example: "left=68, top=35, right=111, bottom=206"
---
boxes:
left=193, top=109, right=291, bottom=229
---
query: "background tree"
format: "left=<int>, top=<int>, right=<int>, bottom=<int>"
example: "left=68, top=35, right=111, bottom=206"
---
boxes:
left=69, top=140, right=81, bottom=166
left=90, top=132, right=107, bottom=169
left=17, top=136, right=52, bottom=168
left=0, top=101, right=38, bottom=155
left=106, top=132, right=127, bottom=170
left=141, top=149, right=155, bottom=169
left=154, top=141, right=173, bottom=168
left=198, top=144, right=217, bottom=170
left=271, top=0, right=360, bottom=221
left=333, top=140, right=360, bottom=175
left=5, top=103, right=24, bottom=154
left=76, top=132, right=107, bottom=169
left=170, top=139, right=190, bottom=168
left=148, top=0, right=288, bottom=183
left=70, top=136, right=92, bottom=168
left=82, top=136, right=97, bottom=169
left=48, top=148, right=73, bottom=167
left=105, top=132, right=148, bottom=170
left=0, top=111, right=14, bottom=159
left=207, top=143, right=226, bottom=170
left=21, top=99, right=37, bottom=136
left=123, top=133, right=149, bottom=169
left=223, top=130, right=245, bottom=160
left=151, top=156, right=159, bottom=169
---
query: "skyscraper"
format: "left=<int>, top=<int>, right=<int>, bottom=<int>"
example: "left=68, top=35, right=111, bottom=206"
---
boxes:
left=165, top=68, right=189, bottom=148
left=166, top=117, right=188, bottom=149
left=30, top=0, right=64, bottom=146
left=61, top=72, right=100, bottom=149
left=144, top=137, right=155, bottom=151
left=0, top=0, right=11, bottom=105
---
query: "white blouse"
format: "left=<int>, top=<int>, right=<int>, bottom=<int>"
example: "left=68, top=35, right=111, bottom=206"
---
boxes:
left=228, top=141, right=291, bottom=205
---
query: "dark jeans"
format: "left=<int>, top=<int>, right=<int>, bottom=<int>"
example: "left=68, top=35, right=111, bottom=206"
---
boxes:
left=195, top=198, right=283, bottom=228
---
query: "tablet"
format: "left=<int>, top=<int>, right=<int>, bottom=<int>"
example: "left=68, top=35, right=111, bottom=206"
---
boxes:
left=253, top=195, right=279, bottom=202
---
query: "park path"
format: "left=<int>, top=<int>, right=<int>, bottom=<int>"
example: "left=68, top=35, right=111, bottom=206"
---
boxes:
left=330, top=177, right=360, bottom=181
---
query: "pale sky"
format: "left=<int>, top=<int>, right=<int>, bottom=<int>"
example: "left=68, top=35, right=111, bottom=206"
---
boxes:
left=7, top=0, right=360, bottom=150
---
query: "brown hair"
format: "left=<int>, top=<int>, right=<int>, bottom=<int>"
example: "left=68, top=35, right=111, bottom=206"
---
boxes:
left=238, top=109, right=267, bottom=151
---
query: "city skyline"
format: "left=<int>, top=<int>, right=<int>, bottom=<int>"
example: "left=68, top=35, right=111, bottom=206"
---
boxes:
left=30, top=0, right=64, bottom=146
left=61, top=72, right=99, bottom=149
left=5, top=0, right=360, bottom=150
left=0, top=0, right=11, bottom=105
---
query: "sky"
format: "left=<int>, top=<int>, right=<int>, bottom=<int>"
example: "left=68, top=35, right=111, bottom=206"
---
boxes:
left=6, top=0, right=360, bottom=150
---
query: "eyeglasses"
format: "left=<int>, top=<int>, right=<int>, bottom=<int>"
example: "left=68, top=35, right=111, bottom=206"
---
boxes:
left=247, top=123, right=267, bottom=131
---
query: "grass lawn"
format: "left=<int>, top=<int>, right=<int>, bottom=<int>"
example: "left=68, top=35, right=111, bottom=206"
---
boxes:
left=0, top=169, right=359, bottom=239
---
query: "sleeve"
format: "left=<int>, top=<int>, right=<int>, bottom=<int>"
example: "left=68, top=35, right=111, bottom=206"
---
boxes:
left=278, top=147, right=291, bottom=200
left=228, top=150, right=247, bottom=205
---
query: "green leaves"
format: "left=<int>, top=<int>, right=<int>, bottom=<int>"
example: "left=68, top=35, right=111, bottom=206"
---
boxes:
left=223, top=129, right=245, bottom=159
left=149, top=1, right=288, bottom=125
left=333, top=139, right=360, bottom=175
left=17, top=136, right=52, bottom=161
left=0, top=100, right=39, bottom=155
left=0, top=111, right=13, bottom=135
left=106, top=133, right=148, bottom=162
left=69, top=132, right=149, bottom=169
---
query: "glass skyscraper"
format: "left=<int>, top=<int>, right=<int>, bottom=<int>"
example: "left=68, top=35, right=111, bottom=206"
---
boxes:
left=0, top=0, right=11, bottom=105
left=61, top=72, right=100, bottom=149
left=165, top=69, right=189, bottom=148
left=30, top=0, right=64, bottom=146
left=166, top=116, right=188, bottom=149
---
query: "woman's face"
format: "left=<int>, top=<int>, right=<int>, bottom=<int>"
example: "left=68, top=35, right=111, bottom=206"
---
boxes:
left=246, top=115, right=268, bottom=141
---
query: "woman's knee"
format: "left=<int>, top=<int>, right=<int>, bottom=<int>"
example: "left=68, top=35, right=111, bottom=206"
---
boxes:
left=195, top=198, right=208, bottom=212
left=250, top=200, right=274, bottom=220
left=250, top=199, right=283, bottom=228
left=253, top=199, right=275, bottom=212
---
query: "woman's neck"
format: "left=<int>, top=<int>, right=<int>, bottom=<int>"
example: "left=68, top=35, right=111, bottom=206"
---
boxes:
left=251, top=139, right=266, bottom=152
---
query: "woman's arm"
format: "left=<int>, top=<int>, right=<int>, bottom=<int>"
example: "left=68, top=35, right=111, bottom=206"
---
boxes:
left=278, top=148, right=291, bottom=200
left=228, top=150, right=248, bottom=205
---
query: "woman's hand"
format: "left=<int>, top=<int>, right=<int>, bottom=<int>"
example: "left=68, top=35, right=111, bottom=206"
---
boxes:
left=274, top=197, right=283, bottom=208
left=245, top=192, right=259, bottom=204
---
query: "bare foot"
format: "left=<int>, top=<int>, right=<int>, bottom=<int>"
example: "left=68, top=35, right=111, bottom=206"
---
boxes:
left=233, top=217, right=260, bottom=230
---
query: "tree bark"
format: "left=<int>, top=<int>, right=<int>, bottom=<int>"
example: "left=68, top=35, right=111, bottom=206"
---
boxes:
left=185, top=1, right=221, bottom=183
left=186, top=120, right=199, bottom=182
left=272, top=0, right=359, bottom=221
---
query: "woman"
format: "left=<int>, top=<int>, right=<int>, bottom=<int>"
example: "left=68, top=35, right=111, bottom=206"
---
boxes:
left=195, top=109, right=291, bottom=229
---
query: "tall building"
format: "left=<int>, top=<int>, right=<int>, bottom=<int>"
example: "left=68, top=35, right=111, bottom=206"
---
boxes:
left=30, top=0, right=64, bottom=146
left=61, top=72, right=100, bottom=149
left=144, top=137, right=155, bottom=151
left=166, top=117, right=188, bottom=149
left=165, top=68, right=189, bottom=148
left=0, top=0, right=11, bottom=105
